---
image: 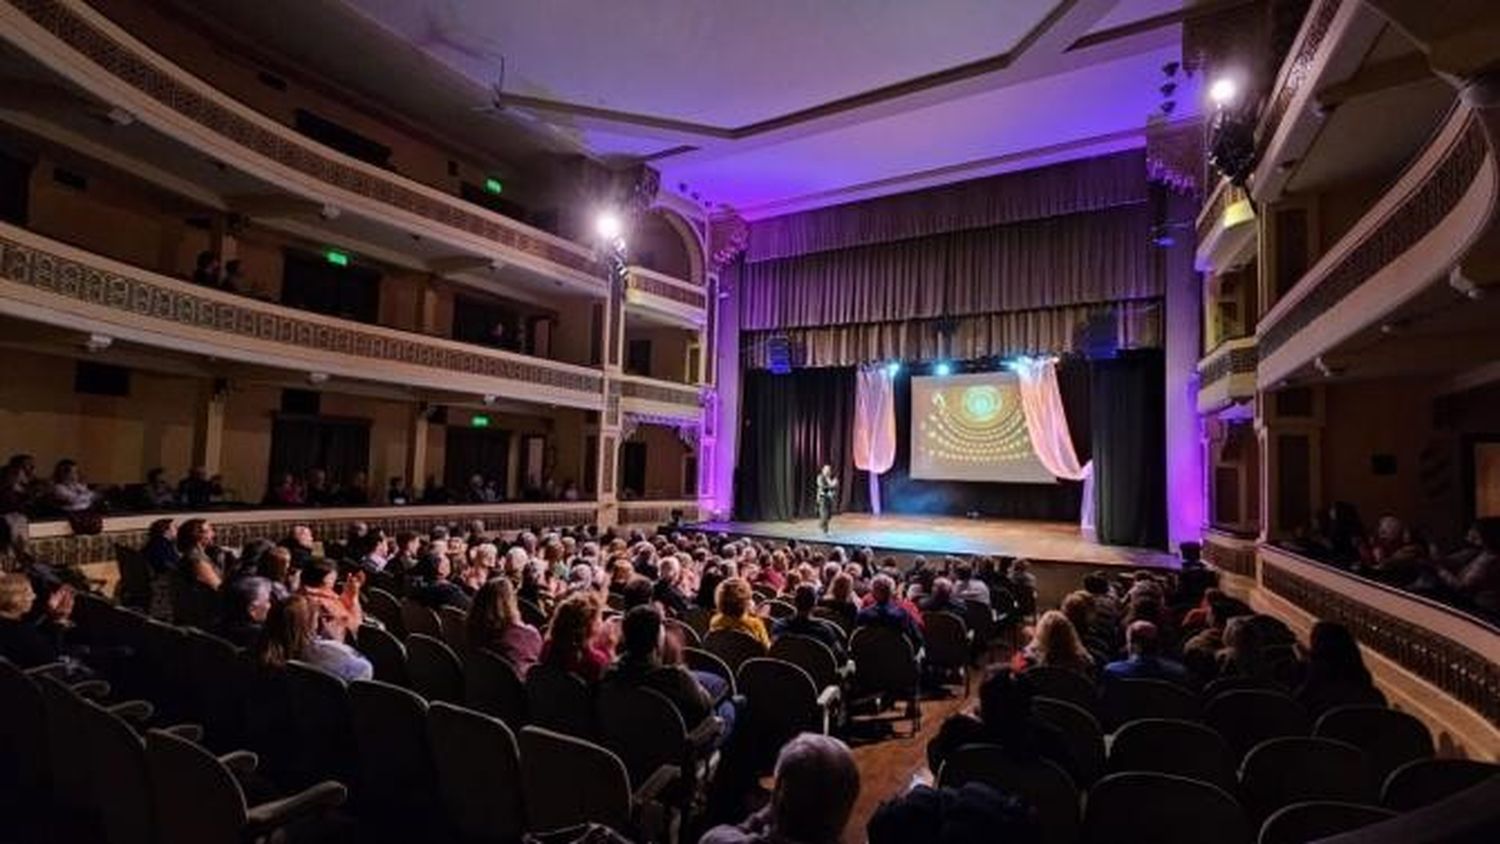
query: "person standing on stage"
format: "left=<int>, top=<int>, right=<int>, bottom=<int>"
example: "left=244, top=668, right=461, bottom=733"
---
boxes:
left=816, top=465, right=839, bottom=535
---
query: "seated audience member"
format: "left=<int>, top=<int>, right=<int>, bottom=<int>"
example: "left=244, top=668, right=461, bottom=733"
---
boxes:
left=917, top=577, right=967, bottom=617
left=340, top=471, right=371, bottom=506
left=0, top=453, right=38, bottom=513
left=1416, top=517, right=1500, bottom=614
left=773, top=583, right=847, bottom=660
left=1216, top=614, right=1295, bottom=685
left=927, top=667, right=1077, bottom=784
left=0, top=571, right=73, bottom=668
left=652, top=556, right=692, bottom=615
left=49, top=459, right=97, bottom=513
left=176, top=518, right=223, bottom=591
left=191, top=250, right=220, bottom=287
left=1361, top=515, right=1427, bottom=586
left=220, top=259, right=250, bottom=296
left=1103, top=620, right=1188, bottom=685
left=605, top=606, right=716, bottom=729
left=355, top=531, right=391, bottom=575
left=1180, top=590, right=1247, bottom=682
left=280, top=524, right=317, bottom=570
left=386, top=476, right=412, bottom=506
left=1295, top=621, right=1385, bottom=717
left=142, top=517, right=180, bottom=575
left=952, top=561, right=990, bottom=607
left=1082, top=572, right=1121, bottom=623
left=538, top=592, right=612, bottom=683
left=620, top=575, right=655, bottom=611
left=303, top=469, right=338, bottom=507
left=701, top=733, right=860, bottom=844
left=266, top=473, right=304, bottom=506
left=259, top=546, right=296, bottom=601
left=467, top=577, right=543, bottom=675
left=406, top=552, right=469, bottom=612
left=219, top=576, right=273, bottom=649
left=1017, top=610, right=1095, bottom=677
left=818, top=573, right=859, bottom=630
left=856, top=574, right=924, bottom=651
left=710, top=576, right=771, bottom=648
left=254, top=595, right=372, bottom=682
left=1009, top=558, right=1038, bottom=594
left=142, top=468, right=177, bottom=509
left=867, top=782, right=1040, bottom=844
left=297, top=558, right=363, bottom=638
left=176, top=466, right=217, bottom=508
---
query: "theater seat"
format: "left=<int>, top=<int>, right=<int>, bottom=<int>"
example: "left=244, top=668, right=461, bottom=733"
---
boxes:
left=1108, top=718, right=1238, bottom=793
left=1314, top=706, right=1434, bottom=786
left=1257, top=801, right=1395, bottom=844
left=427, top=702, right=526, bottom=842
left=1083, top=771, right=1251, bottom=844
left=1380, top=758, right=1500, bottom=811
left=1239, top=737, right=1376, bottom=824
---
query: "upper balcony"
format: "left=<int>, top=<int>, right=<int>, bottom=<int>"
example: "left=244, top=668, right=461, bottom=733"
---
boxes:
left=0, top=0, right=608, bottom=304
left=623, top=264, right=708, bottom=330
left=0, top=220, right=606, bottom=409
left=1194, top=178, right=1256, bottom=275
left=1196, top=335, right=1258, bottom=415
left=614, top=373, right=703, bottom=425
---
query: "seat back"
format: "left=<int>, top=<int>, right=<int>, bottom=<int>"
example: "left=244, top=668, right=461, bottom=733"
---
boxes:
left=114, top=543, right=155, bottom=610
left=525, top=662, right=596, bottom=738
left=1315, top=705, right=1434, bottom=786
left=463, top=648, right=529, bottom=727
left=428, top=702, right=526, bottom=842
left=1082, top=771, right=1251, bottom=844
left=1100, top=678, right=1199, bottom=731
left=963, top=600, right=997, bottom=643
left=1108, top=718, right=1237, bottom=792
left=850, top=625, right=919, bottom=697
left=77, top=696, right=154, bottom=844
left=518, top=726, right=632, bottom=834
left=349, top=680, right=439, bottom=823
left=1032, top=696, right=1106, bottom=787
left=0, top=658, right=51, bottom=806
left=703, top=629, right=768, bottom=673
left=406, top=633, right=466, bottom=704
left=144, top=728, right=247, bottom=844
left=664, top=617, right=702, bottom=647
left=357, top=624, right=409, bottom=687
left=596, top=682, right=689, bottom=787
left=1023, top=666, right=1098, bottom=714
left=1239, top=736, right=1376, bottom=823
left=363, top=588, right=405, bottom=637
left=1202, top=674, right=1279, bottom=700
left=1258, top=801, right=1396, bottom=844
left=811, top=606, right=852, bottom=638
left=939, top=746, right=1079, bottom=844
left=1381, top=758, right=1500, bottom=811
left=1205, top=689, right=1311, bottom=761
left=518, top=598, right=549, bottom=629
left=181, top=628, right=249, bottom=748
left=36, top=675, right=93, bottom=811
left=683, top=646, right=737, bottom=695
left=923, top=611, right=970, bottom=671
left=739, top=658, right=823, bottom=765
left=401, top=600, right=443, bottom=639
left=439, top=605, right=470, bottom=655
left=770, top=634, right=841, bottom=692
left=285, top=661, right=358, bottom=788
left=765, top=599, right=796, bottom=620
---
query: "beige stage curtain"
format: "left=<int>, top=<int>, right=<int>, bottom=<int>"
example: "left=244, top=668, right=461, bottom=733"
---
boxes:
left=741, top=300, right=1162, bottom=370
left=740, top=204, right=1155, bottom=331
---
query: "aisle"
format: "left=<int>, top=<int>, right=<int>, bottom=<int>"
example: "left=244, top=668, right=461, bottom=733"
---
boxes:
left=843, top=687, right=976, bottom=841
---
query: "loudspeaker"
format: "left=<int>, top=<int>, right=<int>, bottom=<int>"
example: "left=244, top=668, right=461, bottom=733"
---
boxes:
left=1077, top=311, right=1119, bottom=360
left=766, top=333, right=792, bottom=374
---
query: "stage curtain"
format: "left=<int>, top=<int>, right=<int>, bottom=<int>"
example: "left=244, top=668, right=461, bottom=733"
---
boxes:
left=740, top=300, right=1162, bottom=369
left=736, top=368, right=867, bottom=521
left=1012, top=357, right=1094, bottom=531
left=745, top=150, right=1148, bottom=261
left=740, top=204, right=1154, bottom=331
left=853, top=366, right=898, bottom=514
left=1090, top=349, right=1167, bottom=548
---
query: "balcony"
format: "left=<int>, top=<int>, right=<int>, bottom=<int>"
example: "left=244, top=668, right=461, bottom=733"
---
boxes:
left=1194, top=178, right=1256, bottom=274
left=0, top=221, right=606, bottom=409
left=615, top=373, right=702, bottom=424
left=623, top=265, right=708, bottom=329
left=1196, top=336, right=1258, bottom=414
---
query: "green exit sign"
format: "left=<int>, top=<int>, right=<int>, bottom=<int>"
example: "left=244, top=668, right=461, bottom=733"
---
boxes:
left=484, top=178, right=503, bottom=195
left=471, top=415, right=491, bottom=428
left=325, top=249, right=350, bottom=267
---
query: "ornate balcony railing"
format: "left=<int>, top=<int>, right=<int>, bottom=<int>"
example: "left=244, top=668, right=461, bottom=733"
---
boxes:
left=0, top=0, right=604, bottom=290
left=616, top=374, right=703, bottom=422
left=1202, top=528, right=1257, bottom=578
left=623, top=265, right=708, bottom=329
left=617, top=500, right=701, bottom=527
left=1196, top=336, right=1258, bottom=413
left=0, top=222, right=606, bottom=408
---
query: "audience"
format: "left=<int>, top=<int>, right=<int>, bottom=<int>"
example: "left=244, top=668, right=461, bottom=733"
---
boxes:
left=466, top=577, right=542, bottom=675
left=701, top=733, right=860, bottom=844
left=539, top=592, right=612, bottom=683
left=1294, top=619, right=1385, bottom=717
left=926, top=667, right=1077, bottom=782
left=710, top=576, right=771, bottom=648
left=856, top=574, right=924, bottom=650
left=1103, top=620, right=1188, bottom=684
left=253, top=593, right=372, bottom=682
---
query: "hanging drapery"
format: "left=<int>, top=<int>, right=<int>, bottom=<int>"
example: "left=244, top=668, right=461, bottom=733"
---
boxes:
left=1010, top=357, right=1095, bottom=532
left=853, top=366, right=898, bottom=515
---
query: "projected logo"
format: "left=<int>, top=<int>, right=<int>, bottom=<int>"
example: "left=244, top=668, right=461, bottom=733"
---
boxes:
left=918, top=384, right=1034, bottom=466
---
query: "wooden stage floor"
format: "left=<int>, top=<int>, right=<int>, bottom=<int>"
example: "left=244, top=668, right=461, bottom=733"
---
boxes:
left=691, top=514, right=1179, bottom=570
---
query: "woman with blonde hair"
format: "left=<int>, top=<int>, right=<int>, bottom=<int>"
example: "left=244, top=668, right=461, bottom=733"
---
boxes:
left=709, top=576, right=770, bottom=648
left=1024, top=610, right=1095, bottom=676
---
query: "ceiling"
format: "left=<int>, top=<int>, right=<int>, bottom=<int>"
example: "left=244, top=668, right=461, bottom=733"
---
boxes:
left=164, top=0, right=1216, bottom=218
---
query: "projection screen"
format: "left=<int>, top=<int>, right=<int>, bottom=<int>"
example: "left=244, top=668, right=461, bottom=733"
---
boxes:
left=910, top=372, right=1056, bottom=484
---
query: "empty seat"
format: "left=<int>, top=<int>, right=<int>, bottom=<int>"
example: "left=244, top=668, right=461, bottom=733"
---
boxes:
left=525, top=662, right=596, bottom=738
left=703, top=629, right=768, bottom=673
left=1083, top=771, right=1252, bottom=844
left=518, top=725, right=676, bottom=838
left=1381, top=758, right=1500, bottom=811
left=76, top=693, right=156, bottom=844
left=427, top=702, right=526, bottom=843
left=357, top=624, right=409, bottom=687
left=850, top=625, right=922, bottom=732
left=401, top=600, right=443, bottom=639
left=938, top=746, right=1078, bottom=844
left=764, top=599, right=796, bottom=620
left=770, top=634, right=845, bottom=695
left=1315, top=706, right=1434, bottom=785
left=738, top=658, right=833, bottom=769
left=363, top=588, right=405, bottom=637
left=348, top=680, right=440, bottom=827
left=406, top=633, right=465, bottom=704
left=1108, top=718, right=1238, bottom=793
left=1205, top=690, right=1312, bottom=761
left=463, top=648, right=528, bottom=727
left=683, top=647, right=738, bottom=697
left=144, top=728, right=346, bottom=844
left=439, top=605, right=470, bottom=655
left=1257, top=801, right=1395, bottom=844
left=664, top=617, right=702, bottom=647
left=284, top=661, right=359, bottom=789
left=1202, top=674, right=1280, bottom=700
left=1024, top=665, right=1098, bottom=714
left=1239, top=737, right=1376, bottom=824
left=180, top=628, right=250, bottom=750
left=597, top=682, right=716, bottom=806
left=1033, top=696, right=1106, bottom=786
left=922, top=611, right=972, bottom=692
left=0, top=659, right=51, bottom=818
left=1100, top=678, right=1199, bottom=731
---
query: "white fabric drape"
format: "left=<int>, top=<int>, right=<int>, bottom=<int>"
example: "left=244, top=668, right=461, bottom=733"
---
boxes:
left=1011, top=357, right=1095, bottom=532
left=853, top=366, right=898, bottom=515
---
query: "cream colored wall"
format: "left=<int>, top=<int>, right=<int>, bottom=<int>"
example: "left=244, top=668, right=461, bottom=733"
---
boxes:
left=627, top=326, right=693, bottom=382
left=622, top=425, right=691, bottom=499
left=0, top=349, right=197, bottom=487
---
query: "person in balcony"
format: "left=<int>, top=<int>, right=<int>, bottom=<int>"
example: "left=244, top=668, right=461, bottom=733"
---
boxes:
left=0, top=455, right=38, bottom=514
left=220, top=259, right=250, bottom=296
left=385, top=476, right=412, bottom=506
left=339, top=471, right=371, bottom=506
left=47, top=460, right=98, bottom=514
left=266, top=472, right=304, bottom=506
left=191, top=250, right=221, bottom=288
left=142, top=467, right=177, bottom=509
left=1359, top=515, right=1428, bottom=586
left=176, top=465, right=217, bottom=509
left=304, top=468, right=338, bottom=507
left=1416, top=517, right=1500, bottom=615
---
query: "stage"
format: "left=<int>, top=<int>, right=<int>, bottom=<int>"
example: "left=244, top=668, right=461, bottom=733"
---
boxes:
left=691, top=514, right=1179, bottom=570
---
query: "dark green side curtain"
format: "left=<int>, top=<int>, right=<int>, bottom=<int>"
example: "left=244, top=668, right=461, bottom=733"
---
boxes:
left=736, top=368, right=867, bottom=521
left=1090, top=349, right=1167, bottom=548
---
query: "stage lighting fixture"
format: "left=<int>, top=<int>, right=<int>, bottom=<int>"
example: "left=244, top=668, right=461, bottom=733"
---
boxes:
left=934, top=361, right=953, bottom=377
left=595, top=211, right=624, bottom=242
left=885, top=361, right=901, bottom=376
left=1208, top=76, right=1239, bottom=107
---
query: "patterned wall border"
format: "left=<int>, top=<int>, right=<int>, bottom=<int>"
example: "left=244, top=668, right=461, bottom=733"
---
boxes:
left=1262, top=557, right=1500, bottom=728
left=8, top=0, right=602, bottom=281
left=620, top=378, right=702, bottom=408
left=1257, top=0, right=1344, bottom=154
left=626, top=272, right=707, bottom=310
left=1260, top=118, right=1489, bottom=358
left=618, top=502, right=701, bottom=526
left=29, top=506, right=600, bottom=568
left=1202, top=531, right=1257, bottom=577
left=1199, top=339, right=1258, bottom=391
left=0, top=232, right=605, bottom=394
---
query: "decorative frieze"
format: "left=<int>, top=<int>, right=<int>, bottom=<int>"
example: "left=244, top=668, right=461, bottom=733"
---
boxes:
left=1199, top=339, right=1259, bottom=390
left=1257, top=0, right=1345, bottom=152
left=618, top=502, right=700, bottom=526
left=619, top=378, right=702, bottom=408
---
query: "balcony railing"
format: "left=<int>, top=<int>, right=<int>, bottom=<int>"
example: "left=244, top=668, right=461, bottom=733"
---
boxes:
left=1196, top=336, right=1258, bottom=414
left=0, top=0, right=605, bottom=291
left=618, top=499, right=701, bottom=527
left=616, top=374, right=703, bottom=422
left=1194, top=178, right=1256, bottom=274
left=0, top=222, right=606, bottom=408
left=624, top=265, right=708, bottom=327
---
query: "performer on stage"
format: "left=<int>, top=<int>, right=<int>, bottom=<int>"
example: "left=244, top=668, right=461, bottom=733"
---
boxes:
left=816, top=464, right=838, bottom=535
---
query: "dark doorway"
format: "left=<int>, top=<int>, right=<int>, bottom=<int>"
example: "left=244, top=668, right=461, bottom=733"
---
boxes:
left=444, top=426, right=512, bottom=496
left=267, top=416, right=370, bottom=496
left=281, top=250, right=381, bottom=323
left=621, top=441, right=647, bottom=499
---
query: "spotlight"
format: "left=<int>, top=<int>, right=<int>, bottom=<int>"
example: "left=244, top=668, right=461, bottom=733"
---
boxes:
left=1209, top=77, right=1239, bottom=107
left=885, top=361, right=901, bottom=376
left=595, top=211, right=624, bottom=242
left=934, top=362, right=953, bottom=377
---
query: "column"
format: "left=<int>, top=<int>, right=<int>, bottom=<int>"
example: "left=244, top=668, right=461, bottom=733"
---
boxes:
left=596, top=267, right=625, bottom=527
left=1162, top=188, right=1205, bottom=549
left=191, top=378, right=228, bottom=474
left=405, top=404, right=430, bottom=493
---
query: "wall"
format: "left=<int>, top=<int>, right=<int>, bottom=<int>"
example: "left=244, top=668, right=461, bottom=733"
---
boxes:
left=622, top=424, right=692, bottom=500
left=626, top=325, right=694, bottom=382
left=0, top=349, right=197, bottom=486
left=1321, top=377, right=1441, bottom=534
